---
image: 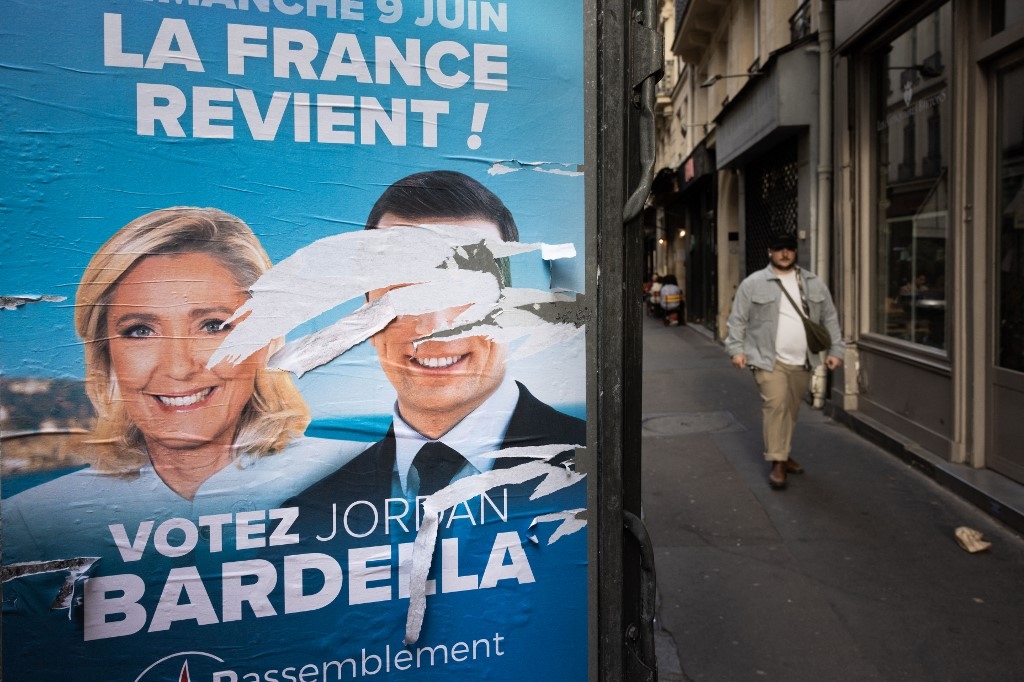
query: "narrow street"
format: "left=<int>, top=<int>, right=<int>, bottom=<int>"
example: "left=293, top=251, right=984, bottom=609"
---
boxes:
left=642, top=316, right=1024, bottom=681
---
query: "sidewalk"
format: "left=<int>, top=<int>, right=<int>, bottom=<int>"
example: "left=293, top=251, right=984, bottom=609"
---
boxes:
left=641, top=317, right=1024, bottom=681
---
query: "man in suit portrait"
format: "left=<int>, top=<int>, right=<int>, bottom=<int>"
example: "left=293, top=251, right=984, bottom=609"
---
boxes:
left=269, top=171, right=588, bottom=676
left=290, top=170, right=585, bottom=517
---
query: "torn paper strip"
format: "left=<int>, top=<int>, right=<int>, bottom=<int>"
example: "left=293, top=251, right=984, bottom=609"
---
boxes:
left=487, top=161, right=585, bottom=177
left=529, top=509, right=587, bottom=545
left=1, top=557, right=99, bottom=610
left=0, top=294, right=66, bottom=311
left=404, top=451, right=586, bottom=644
left=210, top=224, right=583, bottom=372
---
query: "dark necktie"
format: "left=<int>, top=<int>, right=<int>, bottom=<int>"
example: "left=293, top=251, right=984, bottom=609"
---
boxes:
left=412, top=441, right=468, bottom=496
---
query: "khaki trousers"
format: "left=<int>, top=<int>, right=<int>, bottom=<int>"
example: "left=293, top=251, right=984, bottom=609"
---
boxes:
left=753, top=362, right=810, bottom=461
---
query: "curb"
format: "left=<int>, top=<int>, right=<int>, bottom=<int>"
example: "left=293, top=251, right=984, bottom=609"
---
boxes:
left=826, top=404, right=1024, bottom=535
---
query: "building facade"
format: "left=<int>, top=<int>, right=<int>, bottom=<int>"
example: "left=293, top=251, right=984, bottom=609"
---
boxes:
left=832, top=0, right=1024, bottom=518
left=657, top=0, right=1024, bottom=528
left=654, top=0, right=827, bottom=339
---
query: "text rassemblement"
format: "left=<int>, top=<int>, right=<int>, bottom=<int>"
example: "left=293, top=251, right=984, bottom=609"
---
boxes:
left=212, top=632, right=507, bottom=681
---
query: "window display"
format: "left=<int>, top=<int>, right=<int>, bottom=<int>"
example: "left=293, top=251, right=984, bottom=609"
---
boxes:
left=872, top=3, right=951, bottom=350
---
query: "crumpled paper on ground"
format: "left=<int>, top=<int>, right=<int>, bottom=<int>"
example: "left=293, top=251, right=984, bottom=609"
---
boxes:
left=954, top=526, right=992, bottom=553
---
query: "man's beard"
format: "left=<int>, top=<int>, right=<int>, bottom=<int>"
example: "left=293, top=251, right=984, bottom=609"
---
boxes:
left=772, top=259, right=796, bottom=271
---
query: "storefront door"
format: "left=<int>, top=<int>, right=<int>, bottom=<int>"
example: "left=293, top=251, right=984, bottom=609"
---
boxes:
left=989, top=55, right=1024, bottom=484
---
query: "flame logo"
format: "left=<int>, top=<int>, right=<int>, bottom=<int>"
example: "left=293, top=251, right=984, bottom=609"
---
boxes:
left=133, top=651, right=223, bottom=682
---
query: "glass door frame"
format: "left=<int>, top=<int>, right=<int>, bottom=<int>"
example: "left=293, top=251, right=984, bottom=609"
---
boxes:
left=985, top=45, right=1024, bottom=483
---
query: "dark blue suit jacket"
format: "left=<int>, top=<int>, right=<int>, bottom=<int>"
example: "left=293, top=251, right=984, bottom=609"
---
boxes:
left=265, top=382, right=588, bottom=678
left=286, top=381, right=585, bottom=525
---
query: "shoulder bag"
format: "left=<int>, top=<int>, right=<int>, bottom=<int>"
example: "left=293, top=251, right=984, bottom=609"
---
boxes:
left=774, top=277, right=832, bottom=354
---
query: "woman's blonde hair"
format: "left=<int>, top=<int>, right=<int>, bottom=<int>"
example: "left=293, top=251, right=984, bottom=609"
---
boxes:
left=75, top=207, right=310, bottom=470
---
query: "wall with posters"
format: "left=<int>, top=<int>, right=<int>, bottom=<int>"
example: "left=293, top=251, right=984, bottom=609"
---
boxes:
left=1, top=1, right=587, bottom=679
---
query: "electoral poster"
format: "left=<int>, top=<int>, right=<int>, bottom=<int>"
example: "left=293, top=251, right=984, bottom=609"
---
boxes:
left=0, top=1, right=587, bottom=679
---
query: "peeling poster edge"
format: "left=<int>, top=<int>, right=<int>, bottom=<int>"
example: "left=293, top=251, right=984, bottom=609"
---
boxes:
left=0, top=294, right=67, bottom=311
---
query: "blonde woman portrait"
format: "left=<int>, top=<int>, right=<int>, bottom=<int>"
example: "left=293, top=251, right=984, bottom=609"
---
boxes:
left=2, top=207, right=363, bottom=561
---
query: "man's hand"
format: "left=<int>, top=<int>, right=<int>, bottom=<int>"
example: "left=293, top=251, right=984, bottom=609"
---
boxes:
left=731, top=353, right=748, bottom=369
left=825, top=355, right=843, bottom=370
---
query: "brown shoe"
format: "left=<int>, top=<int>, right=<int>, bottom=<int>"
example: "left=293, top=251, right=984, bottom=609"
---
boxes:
left=784, top=458, right=804, bottom=475
left=768, top=462, right=787, bottom=490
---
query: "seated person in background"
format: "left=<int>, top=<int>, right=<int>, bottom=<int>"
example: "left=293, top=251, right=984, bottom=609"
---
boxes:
left=648, top=274, right=663, bottom=317
left=660, top=274, right=683, bottom=326
left=899, top=273, right=929, bottom=295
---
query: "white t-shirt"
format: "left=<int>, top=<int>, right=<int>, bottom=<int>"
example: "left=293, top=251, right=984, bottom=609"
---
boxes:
left=774, top=270, right=808, bottom=365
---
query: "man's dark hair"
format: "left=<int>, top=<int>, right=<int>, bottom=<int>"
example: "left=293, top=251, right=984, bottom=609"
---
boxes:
left=365, top=170, right=518, bottom=285
left=365, top=170, right=519, bottom=242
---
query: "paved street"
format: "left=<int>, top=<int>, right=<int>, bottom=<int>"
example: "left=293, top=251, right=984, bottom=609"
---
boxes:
left=642, top=316, right=1024, bottom=681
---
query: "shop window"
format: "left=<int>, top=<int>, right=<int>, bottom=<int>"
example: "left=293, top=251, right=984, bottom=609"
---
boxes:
left=872, top=3, right=951, bottom=350
left=996, top=61, right=1024, bottom=373
left=876, top=212, right=947, bottom=347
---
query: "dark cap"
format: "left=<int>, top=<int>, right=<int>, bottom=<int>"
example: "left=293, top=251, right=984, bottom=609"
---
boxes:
left=768, top=233, right=798, bottom=251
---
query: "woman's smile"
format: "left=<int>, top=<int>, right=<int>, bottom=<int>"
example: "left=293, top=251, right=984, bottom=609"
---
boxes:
left=152, top=386, right=215, bottom=408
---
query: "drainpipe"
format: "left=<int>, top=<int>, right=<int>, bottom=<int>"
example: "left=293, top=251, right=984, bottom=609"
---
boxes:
left=811, top=0, right=834, bottom=409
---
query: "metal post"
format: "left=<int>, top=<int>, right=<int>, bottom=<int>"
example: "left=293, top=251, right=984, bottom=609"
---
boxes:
left=594, top=0, right=662, bottom=678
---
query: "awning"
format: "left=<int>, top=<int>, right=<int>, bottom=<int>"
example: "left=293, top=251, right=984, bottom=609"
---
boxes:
left=715, top=46, right=816, bottom=168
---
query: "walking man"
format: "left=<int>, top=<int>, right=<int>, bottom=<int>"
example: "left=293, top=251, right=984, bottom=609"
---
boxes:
left=725, top=232, right=844, bottom=489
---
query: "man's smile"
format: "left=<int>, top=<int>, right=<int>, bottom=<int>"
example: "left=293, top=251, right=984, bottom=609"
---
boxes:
left=411, top=354, right=466, bottom=369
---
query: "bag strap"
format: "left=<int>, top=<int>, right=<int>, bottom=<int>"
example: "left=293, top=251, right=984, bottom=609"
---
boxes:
left=773, top=278, right=810, bottom=322
left=795, top=268, right=812, bottom=315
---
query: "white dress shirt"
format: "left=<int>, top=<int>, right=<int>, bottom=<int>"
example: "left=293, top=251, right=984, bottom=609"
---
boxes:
left=391, top=376, right=520, bottom=497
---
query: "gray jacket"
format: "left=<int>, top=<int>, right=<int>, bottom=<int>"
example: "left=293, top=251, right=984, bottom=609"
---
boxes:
left=725, top=265, right=845, bottom=370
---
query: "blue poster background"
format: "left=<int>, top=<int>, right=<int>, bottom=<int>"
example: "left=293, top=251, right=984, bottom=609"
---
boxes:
left=1, top=1, right=587, bottom=679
